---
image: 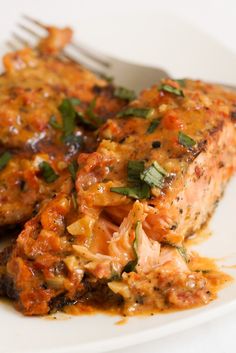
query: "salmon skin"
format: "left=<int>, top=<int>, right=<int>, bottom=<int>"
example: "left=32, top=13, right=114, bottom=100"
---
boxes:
left=2, top=78, right=236, bottom=316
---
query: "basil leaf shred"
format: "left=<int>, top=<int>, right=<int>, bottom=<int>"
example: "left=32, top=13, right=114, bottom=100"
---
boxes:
left=140, top=161, right=168, bottom=189
left=110, top=183, right=150, bottom=199
left=39, top=161, right=59, bottom=183
left=0, top=152, right=11, bottom=171
left=146, top=118, right=161, bottom=134
left=178, top=131, right=196, bottom=148
left=160, top=84, right=184, bottom=97
left=114, top=87, right=136, bottom=101
left=117, top=107, right=154, bottom=119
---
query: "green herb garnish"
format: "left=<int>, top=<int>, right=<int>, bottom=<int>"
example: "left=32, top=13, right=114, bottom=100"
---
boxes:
left=146, top=118, right=161, bottom=134
left=100, top=74, right=114, bottom=83
left=49, top=116, right=63, bottom=130
left=69, top=98, right=81, bottom=106
left=0, top=152, right=11, bottom=171
left=162, top=241, right=189, bottom=263
left=59, top=99, right=78, bottom=138
left=127, top=160, right=145, bottom=182
left=160, top=84, right=184, bottom=97
left=140, top=161, right=168, bottom=189
left=123, top=260, right=137, bottom=273
left=39, top=161, right=59, bottom=183
left=68, top=160, right=78, bottom=182
left=63, top=134, right=83, bottom=149
left=85, top=99, right=104, bottom=127
left=58, top=98, right=87, bottom=145
left=71, top=191, right=78, bottom=209
left=76, top=112, right=97, bottom=130
left=110, top=183, right=150, bottom=199
left=109, top=271, right=121, bottom=281
left=178, top=131, right=196, bottom=148
left=114, top=87, right=136, bottom=101
left=123, top=221, right=140, bottom=273
left=57, top=98, right=96, bottom=146
left=177, top=246, right=188, bottom=263
left=117, top=107, right=154, bottom=119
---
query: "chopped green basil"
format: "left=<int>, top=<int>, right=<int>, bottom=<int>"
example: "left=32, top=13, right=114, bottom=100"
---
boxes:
left=71, top=191, right=78, bottom=209
left=114, top=87, right=136, bottom=101
left=178, top=131, right=196, bottom=148
left=58, top=98, right=78, bottom=138
left=63, top=134, right=83, bottom=148
left=160, top=84, right=184, bottom=97
left=100, top=74, right=114, bottom=83
left=134, top=221, right=140, bottom=255
left=117, top=107, right=154, bottom=119
left=54, top=98, right=81, bottom=134
left=177, top=246, right=189, bottom=263
left=162, top=241, right=189, bottom=263
left=0, top=152, right=11, bottom=171
left=58, top=98, right=97, bottom=146
left=69, top=97, right=81, bottom=106
left=122, top=260, right=137, bottom=273
left=49, top=116, right=62, bottom=130
left=127, top=160, right=145, bottom=182
left=85, top=99, right=104, bottom=127
left=110, top=183, right=150, bottom=199
left=146, top=118, right=161, bottom=134
left=140, top=161, right=168, bottom=189
left=109, top=271, right=121, bottom=281
left=123, top=221, right=140, bottom=273
left=76, top=112, right=97, bottom=130
left=39, top=161, right=59, bottom=183
left=68, top=160, right=78, bottom=182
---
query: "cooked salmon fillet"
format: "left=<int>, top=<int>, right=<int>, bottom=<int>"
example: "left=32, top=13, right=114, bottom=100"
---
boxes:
left=2, top=78, right=235, bottom=315
left=0, top=27, right=127, bottom=227
left=76, top=79, right=236, bottom=245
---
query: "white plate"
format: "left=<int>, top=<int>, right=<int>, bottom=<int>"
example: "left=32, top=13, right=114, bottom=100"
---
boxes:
left=0, top=2, right=236, bottom=353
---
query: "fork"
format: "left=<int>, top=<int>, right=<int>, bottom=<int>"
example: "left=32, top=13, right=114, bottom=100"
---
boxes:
left=7, top=15, right=169, bottom=93
left=7, top=15, right=236, bottom=93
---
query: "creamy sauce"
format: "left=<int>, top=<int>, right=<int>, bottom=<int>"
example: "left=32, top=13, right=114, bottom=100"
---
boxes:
left=61, top=253, right=232, bottom=319
left=185, top=224, right=212, bottom=246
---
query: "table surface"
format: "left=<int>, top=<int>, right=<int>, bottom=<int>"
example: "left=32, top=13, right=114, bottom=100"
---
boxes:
left=1, top=1, right=236, bottom=352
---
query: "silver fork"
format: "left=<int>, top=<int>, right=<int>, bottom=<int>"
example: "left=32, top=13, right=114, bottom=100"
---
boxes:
left=7, top=15, right=169, bottom=93
left=7, top=15, right=236, bottom=93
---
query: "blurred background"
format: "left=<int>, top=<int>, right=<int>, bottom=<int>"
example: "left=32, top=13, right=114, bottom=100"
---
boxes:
left=1, top=0, right=236, bottom=83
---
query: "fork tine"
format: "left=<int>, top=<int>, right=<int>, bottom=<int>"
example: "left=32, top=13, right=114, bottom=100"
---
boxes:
left=18, top=23, right=41, bottom=39
left=63, top=51, right=105, bottom=77
left=23, top=14, right=111, bottom=69
left=12, top=32, right=30, bottom=47
left=22, top=14, right=47, bottom=30
left=70, top=42, right=110, bottom=68
left=6, top=41, right=18, bottom=51
left=10, top=15, right=108, bottom=78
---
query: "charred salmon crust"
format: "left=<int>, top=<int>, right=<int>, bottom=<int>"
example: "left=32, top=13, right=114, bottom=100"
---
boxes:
left=2, top=78, right=235, bottom=315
